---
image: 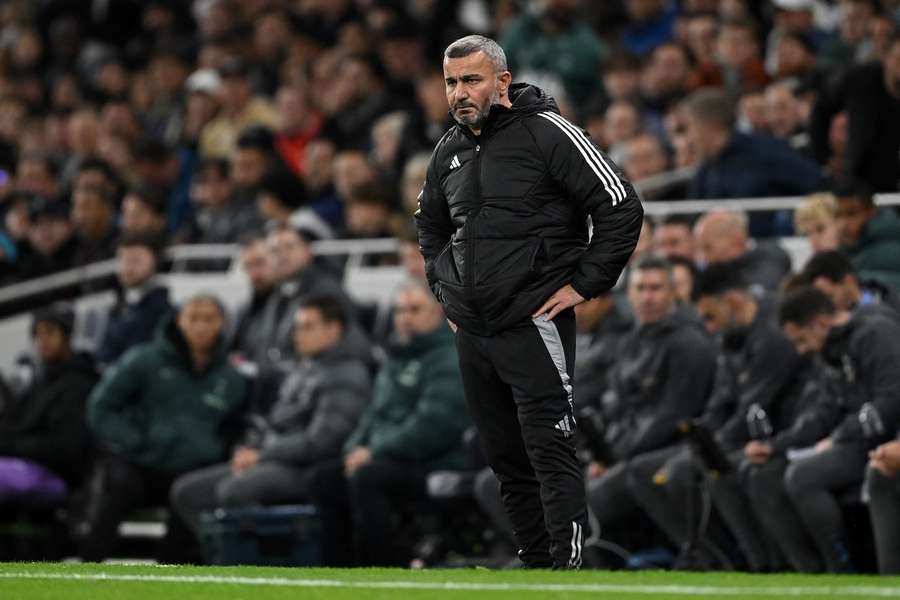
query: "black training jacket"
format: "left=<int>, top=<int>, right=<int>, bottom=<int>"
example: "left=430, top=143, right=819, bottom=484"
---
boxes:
left=415, top=83, right=643, bottom=336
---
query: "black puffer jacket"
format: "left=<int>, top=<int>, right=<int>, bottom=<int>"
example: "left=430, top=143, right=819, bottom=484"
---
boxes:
left=415, top=84, right=643, bottom=335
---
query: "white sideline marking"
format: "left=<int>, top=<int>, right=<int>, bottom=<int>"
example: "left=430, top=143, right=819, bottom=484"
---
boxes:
left=1, top=571, right=900, bottom=596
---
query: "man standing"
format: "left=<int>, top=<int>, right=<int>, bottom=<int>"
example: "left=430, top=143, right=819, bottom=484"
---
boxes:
left=415, top=35, right=643, bottom=569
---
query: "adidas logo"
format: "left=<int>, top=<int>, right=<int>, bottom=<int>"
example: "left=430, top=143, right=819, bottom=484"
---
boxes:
left=449, top=155, right=461, bottom=170
left=555, top=414, right=573, bottom=437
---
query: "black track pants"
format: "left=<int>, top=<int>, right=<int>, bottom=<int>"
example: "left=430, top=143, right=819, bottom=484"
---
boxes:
left=455, top=309, right=588, bottom=568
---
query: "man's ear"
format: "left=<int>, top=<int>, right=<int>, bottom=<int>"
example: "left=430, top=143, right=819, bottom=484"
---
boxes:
left=498, top=71, right=512, bottom=97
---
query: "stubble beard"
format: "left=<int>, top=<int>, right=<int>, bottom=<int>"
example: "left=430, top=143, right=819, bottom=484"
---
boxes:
left=453, top=87, right=501, bottom=129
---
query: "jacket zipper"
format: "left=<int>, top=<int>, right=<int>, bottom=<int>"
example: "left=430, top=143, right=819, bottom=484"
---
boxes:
left=465, top=142, right=482, bottom=294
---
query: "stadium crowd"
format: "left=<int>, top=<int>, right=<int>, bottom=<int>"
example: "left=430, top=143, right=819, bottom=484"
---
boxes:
left=1, top=0, right=900, bottom=574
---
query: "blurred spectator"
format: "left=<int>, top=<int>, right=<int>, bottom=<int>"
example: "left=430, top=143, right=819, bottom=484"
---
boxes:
left=181, top=68, right=224, bottom=149
left=681, top=88, right=823, bottom=235
left=73, top=158, right=120, bottom=204
left=273, top=85, right=325, bottom=176
left=653, top=214, right=696, bottom=260
left=765, top=81, right=812, bottom=155
left=603, top=53, right=643, bottom=103
left=818, top=0, right=879, bottom=73
left=574, top=291, right=635, bottom=411
left=694, top=209, right=792, bottom=292
left=833, top=182, right=900, bottom=289
left=370, top=111, right=409, bottom=178
left=669, top=255, right=697, bottom=304
left=394, top=70, right=454, bottom=169
left=342, top=182, right=395, bottom=240
left=132, top=137, right=192, bottom=234
left=620, top=133, right=680, bottom=199
left=0, top=304, right=97, bottom=507
left=736, top=88, right=769, bottom=133
left=684, top=10, right=719, bottom=66
left=82, top=294, right=246, bottom=562
left=621, top=0, right=678, bottom=56
left=500, top=0, right=606, bottom=100
left=303, top=138, right=344, bottom=227
left=604, top=100, right=643, bottom=149
left=171, top=293, right=371, bottom=538
left=14, top=195, right=76, bottom=281
left=190, top=158, right=262, bottom=244
left=96, top=234, right=172, bottom=368
left=794, top=193, right=839, bottom=253
left=641, top=42, right=693, bottom=118
left=802, top=249, right=900, bottom=314
left=310, top=280, right=470, bottom=567
left=70, top=184, right=118, bottom=267
left=765, top=0, right=829, bottom=77
left=867, top=438, right=900, bottom=574
left=776, top=286, right=900, bottom=572
left=689, top=18, right=769, bottom=95
left=333, top=149, right=378, bottom=206
left=231, top=233, right=276, bottom=367
left=323, top=54, right=395, bottom=150
left=812, top=34, right=900, bottom=192
left=586, top=257, right=716, bottom=543
left=199, top=57, right=279, bottom=159
left=266, top=173, right=334, bottom=242
left=257, top=225, right=350, bottom=368
left=15, top=152, right=60, bottom=200
left=120, top=186, right=167, bottom=239
left=772, top=31, right=820, bottom=83
left=61, top=109, right=102, bottom=188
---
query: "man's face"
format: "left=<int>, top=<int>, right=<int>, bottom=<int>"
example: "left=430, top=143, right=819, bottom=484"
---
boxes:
left=117, top=245, right=157, bottom=289
left=834, top=197, right=875, bottom=246
left=671, top=263, right=694, bottom=304
left=695, top=295, right=732, bottom=336
left=33, top=322, right=68, bottom=362
left=230, top=148, right=268, bottom=188
left=27, top=217, right=71, bottom=256
left=624, top=135, right=667, bottom=182
left=393, top=287, right=442, bottom=341
left=121, top=195, right=163, bottom=235
left=653, top=224, right=695, bottom=260
left=796, top=215, right=839, bottom=253
left=717, top=25, right=756, bottom=68
left=304, top=141, right=336, bottom=191
left=267, top=229, right=312, bottom=280
left=16, top=159, right=56, bottom=197
left=177, top=300, right=224, bottom=353
left=443, top=51, right=504, bottom=130
left=241, top=241, right=275, bottom=292
left=192, top=166, right=232, bottom=207
left=765, top=86, right=800, bottom=138
left=71, top=190, right=112, bottom=237
left=293, top=306, right=342, bottom=357
left=811, top=275, right=854, bottom=312
left=276, top=87, right=307, bottom=132
left=628, top=268, right=675, bottom=325
left=783, top=317, right=830, bottom=355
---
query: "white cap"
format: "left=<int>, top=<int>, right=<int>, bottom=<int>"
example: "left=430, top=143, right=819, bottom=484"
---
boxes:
left=185, top=68, right=222, bottom=95
left=772, top=0, right=815, bottom=11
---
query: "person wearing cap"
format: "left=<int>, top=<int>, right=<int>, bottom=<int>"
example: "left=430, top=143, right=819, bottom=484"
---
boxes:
left=199, top=56, right=279, bottom=159
left=0, top=303, right=98, bottom=508
left=15, top=194, right=77, bottom=281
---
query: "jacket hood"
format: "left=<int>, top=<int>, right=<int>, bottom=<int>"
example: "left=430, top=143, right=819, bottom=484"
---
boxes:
left=507, top=83, right=560, bottom=116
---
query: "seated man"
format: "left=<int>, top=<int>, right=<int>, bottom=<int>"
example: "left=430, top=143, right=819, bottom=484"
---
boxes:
left=693, top=209, right=792, bottom=293
left=749, top=287, right=900, bottom=572
left=586, top=257, right=717, bottom=541
left=170, top=294, right=372, bottom=537
left=96, top=233, right=172, bottom=367
left=82, top=295, right=247, bottom=562
left=309, top=280, right=470, bottom=567
left=802, top=249, right=900, bottom=316
left=627, top=265, right=803, bottom=571
left=834, top=181, right=900, bottom=290
left=0, top=304, right=97, bottom=507
left=866, top=438, right=900, bottom=574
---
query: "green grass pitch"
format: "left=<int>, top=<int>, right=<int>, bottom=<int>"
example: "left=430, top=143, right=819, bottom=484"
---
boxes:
left=3, top=562, right=900, bottom=599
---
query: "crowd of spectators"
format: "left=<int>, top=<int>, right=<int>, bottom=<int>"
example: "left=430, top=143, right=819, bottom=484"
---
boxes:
left=2, top=0, right=900, bottom=575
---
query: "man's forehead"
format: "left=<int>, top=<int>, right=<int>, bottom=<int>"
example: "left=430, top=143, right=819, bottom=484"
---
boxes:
left=443, top=52, right=493, bottom=77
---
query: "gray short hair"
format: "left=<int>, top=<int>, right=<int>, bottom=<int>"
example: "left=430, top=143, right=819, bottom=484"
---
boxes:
left=680, top=88, right=736, bottom=130
left=444, top=35, right=508, bottom=73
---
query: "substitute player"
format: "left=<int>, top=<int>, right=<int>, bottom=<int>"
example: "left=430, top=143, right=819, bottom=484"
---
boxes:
left=415, top=35, right=643, bottom=569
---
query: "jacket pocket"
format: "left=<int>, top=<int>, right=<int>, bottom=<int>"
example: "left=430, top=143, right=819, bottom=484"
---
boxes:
left=431, top=240, right=462, bottom=285
left=474, top=238, right=544, bottom=285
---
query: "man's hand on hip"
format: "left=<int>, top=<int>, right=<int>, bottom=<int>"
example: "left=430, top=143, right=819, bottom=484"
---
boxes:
left=533, top=284, right=585, bottom=321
